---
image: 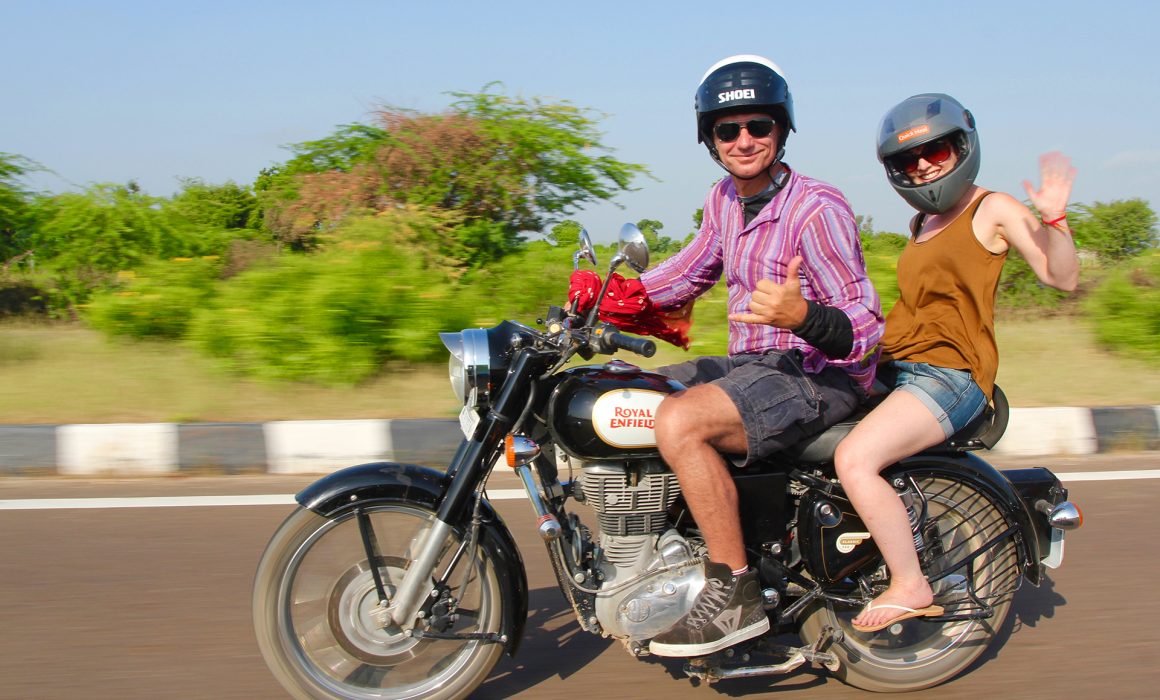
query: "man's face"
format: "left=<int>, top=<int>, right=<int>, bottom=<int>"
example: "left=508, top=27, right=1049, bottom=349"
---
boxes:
left=712, top=112, right=781, bottom=181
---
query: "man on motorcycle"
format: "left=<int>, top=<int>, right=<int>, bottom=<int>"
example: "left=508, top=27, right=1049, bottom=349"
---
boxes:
left=638, top=55, right=883, bottom=657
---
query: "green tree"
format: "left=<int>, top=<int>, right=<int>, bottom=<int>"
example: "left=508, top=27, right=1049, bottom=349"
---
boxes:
left=637, top=218, right=680, bottom=254
left=29, top=183, right=211, bottom=306
left=1071, top=198, right=1157, bottom=263
left=0, top=153, right=38, bottom=265
left=274, top=123, right=391, bottom=176
left=167, top=178, right=260, bottom=231
left=260, top=86, right=648, bottom=265
left=546, top=219, right=583, bottom=247
left=31, top=184, right=188, bottom=272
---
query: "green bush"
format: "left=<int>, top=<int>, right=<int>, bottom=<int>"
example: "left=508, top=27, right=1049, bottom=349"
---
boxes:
left=1071, top=198, right=1157, bottom=264
left=1083, top=250, right=1160, bottom=363
left=86, top=256, right=224, bottom=339
left=997, top=249, right=1070, bottom=311
left=460, top=240, right=594, bottom=325
left=187, top=244, right=473, bottom=384
left=856, top=233, right=901, bottom=314
left=25, top=183, right=243, bottom=312
left=0, top=272, right=52, bottom=318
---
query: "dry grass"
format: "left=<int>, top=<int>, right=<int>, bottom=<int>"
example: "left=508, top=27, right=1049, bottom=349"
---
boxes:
left=0, top=317, right=1157, bottom=425
left=993, top=317, right=1160, bottom=407
left=0, top=323, right=462, bottom=424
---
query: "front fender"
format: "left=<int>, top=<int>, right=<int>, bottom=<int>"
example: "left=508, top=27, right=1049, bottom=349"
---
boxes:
left=296, top=462, right=529, bottom=656
left=297, top=461, right=450, bottom=515
left=892, top=452, right=1045, bottom=586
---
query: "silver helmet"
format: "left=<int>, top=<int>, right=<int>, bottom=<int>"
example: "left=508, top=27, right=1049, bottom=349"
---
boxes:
left=877, top=93, right=980, bottom=215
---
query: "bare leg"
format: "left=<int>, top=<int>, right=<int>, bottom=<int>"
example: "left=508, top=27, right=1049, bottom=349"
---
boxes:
left=834, top=391, right=947, bottom=629
left=653, top=384, right=749, bottom=571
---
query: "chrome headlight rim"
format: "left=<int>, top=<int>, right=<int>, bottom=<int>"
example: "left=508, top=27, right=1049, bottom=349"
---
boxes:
left=439, top=329, right=491, bottom=408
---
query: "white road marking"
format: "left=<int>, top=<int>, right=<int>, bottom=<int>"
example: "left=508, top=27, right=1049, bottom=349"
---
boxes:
left=1055, top=470, right=1160, bottom=482
left=0, top=472, right=1156, bottom=510
left=0, top=494, right=298, bottom=510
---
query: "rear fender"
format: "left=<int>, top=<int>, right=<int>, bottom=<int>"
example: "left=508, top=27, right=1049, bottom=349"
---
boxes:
left=1002, top=467, right=1069, bottom=570
left=296, top=462, right=529, bottom=656
left=890, top=453, right=1045, bottom=585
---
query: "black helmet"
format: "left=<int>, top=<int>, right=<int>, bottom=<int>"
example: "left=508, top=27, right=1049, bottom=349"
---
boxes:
left=877, top=93, right=980, bottom=215
left=695, top=55, right=795, bottom=159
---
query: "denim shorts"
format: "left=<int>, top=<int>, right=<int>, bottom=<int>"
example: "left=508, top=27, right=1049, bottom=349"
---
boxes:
left=877, top=360, right=987, bottom=439
left=657, top=351, right=861, bottom=466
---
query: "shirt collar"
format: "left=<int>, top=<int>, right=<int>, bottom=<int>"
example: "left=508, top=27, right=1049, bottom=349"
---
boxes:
left=726, top=166, right=796, bottom=231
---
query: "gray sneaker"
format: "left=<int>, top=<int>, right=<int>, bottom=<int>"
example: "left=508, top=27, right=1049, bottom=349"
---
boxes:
left=648, top=561, right=770, bottom=657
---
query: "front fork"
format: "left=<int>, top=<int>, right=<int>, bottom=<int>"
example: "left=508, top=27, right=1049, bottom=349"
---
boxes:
left=383, top=350, right=543, bottom=628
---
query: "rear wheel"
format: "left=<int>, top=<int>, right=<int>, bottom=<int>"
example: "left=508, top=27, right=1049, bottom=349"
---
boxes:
left=253, top=503, right=505, bottom=700
left=800, top=473, right=1022, bottom=692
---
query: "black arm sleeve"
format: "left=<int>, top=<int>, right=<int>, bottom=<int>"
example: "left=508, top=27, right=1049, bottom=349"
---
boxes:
left=793, top=300, right=854, bottom=359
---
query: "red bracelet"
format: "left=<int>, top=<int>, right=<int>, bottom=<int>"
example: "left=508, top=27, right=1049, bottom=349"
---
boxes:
left=1043, top=214, right=1068, bottom=227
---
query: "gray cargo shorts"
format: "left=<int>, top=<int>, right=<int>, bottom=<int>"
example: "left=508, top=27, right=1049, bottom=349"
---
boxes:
left=656, top=350, right=861, bottom=466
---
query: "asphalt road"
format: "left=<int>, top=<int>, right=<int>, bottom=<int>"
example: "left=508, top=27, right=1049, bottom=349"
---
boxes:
left=1, top=453, right=1158, bottom=700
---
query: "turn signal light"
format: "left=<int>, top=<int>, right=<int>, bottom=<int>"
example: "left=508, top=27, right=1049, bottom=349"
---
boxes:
left=504, top=434, right=541, bottom=468
left=1048, top=501, right=1083, bottom=530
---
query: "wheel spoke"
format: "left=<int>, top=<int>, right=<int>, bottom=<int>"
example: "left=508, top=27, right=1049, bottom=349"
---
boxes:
left=356, top=507, right=390, bottom=604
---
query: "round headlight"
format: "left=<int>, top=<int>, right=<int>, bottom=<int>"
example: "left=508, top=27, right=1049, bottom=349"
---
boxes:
left=439, top=329, right=491, bottom=408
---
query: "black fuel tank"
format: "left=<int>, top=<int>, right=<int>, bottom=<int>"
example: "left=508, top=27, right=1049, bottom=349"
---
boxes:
left=546, top=361, right=683, bottom=460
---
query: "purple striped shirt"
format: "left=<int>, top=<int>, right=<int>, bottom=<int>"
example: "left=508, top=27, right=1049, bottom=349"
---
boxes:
left=639, top=170, right=883, bottom=393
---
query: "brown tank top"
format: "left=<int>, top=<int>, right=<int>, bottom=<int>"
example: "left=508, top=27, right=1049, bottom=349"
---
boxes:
left=880, top=193, right=1007, bottom=400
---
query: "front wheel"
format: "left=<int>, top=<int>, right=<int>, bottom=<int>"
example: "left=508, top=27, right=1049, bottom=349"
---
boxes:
left=253, top=503, right=505, bottom=700
left=799, top=472, right=1022, bottom=692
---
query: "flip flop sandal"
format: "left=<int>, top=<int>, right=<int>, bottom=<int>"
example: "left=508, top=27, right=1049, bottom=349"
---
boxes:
left=851, top=603, right=945, bottom=633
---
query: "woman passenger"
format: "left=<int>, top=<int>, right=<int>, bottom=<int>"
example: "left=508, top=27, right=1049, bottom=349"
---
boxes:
left=834, top=93, right=1080, bottom=633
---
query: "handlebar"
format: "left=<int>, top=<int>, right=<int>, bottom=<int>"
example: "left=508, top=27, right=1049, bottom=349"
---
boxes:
left=599, top=328, right=656, bottom=358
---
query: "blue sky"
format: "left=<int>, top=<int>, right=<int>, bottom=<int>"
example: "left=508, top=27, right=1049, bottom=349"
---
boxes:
left=4, top=0, right=1158, bottom=242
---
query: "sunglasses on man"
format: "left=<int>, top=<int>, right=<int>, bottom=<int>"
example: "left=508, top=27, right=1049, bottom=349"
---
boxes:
left=890, top=138, right=955, bottom=174
left=713, top=118, right=776, bottom=143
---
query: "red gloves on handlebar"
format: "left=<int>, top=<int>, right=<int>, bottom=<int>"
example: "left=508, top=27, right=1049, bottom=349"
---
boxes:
left=567, top=270, right=692, bottom=350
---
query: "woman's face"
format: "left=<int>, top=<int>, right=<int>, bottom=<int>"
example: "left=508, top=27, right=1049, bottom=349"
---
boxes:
left=893, top=137, right=959, bottom=184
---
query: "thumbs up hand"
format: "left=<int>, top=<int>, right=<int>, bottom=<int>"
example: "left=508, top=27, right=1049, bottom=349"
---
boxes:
left=728, top=256, right=809, bottom=329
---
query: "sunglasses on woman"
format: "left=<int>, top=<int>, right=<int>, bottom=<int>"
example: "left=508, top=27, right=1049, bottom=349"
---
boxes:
left=890, top=138, right=955, bottom=173
left=713, top=118, right=776, bottom=143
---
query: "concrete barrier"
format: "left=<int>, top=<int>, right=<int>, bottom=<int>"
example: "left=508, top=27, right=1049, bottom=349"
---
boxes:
left=0, top=406, right=1156, bottom=476
left=264, top=419, right=392, bottom=474
left=56, top=423, right=178, bottom=476
left=987, top=407, right=1098, bottom=457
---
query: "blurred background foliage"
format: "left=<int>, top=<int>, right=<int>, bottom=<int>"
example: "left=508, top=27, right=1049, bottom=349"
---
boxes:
left=1, top=86, right=1158, bottom=386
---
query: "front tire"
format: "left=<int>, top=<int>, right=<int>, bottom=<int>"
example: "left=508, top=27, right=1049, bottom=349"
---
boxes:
left=800, top=472, right=1021, bottom=692
left=253, top=503, right=505, bottom=700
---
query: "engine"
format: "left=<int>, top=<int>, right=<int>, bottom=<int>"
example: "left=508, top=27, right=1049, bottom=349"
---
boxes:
left=546, top=362, right=706, bottom=639
left=573, top=459, right=706, bottom=640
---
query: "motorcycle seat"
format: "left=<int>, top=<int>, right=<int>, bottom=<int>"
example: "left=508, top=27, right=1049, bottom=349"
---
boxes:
left=782, top=385, right=1009, bottom=466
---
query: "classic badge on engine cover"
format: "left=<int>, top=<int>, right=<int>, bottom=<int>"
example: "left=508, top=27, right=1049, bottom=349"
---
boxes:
left=835, top=531, right=872, bottom=553
left=592, top=389, right=666, bottom=448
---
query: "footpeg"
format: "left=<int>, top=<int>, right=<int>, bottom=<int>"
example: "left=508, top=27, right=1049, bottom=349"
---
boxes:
left=682, top=640, right=840, bottom=683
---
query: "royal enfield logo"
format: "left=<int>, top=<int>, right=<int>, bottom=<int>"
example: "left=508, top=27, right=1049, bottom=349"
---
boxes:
left=835, top=532, right=871, bottom=554
left=592, top=389, right=666, bottom=448
left=718, top=88, right=756, bottom=104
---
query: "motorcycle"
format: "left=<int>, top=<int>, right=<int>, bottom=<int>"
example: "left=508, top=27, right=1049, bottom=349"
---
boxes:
left=252, top=224, right=1083, bottom=699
